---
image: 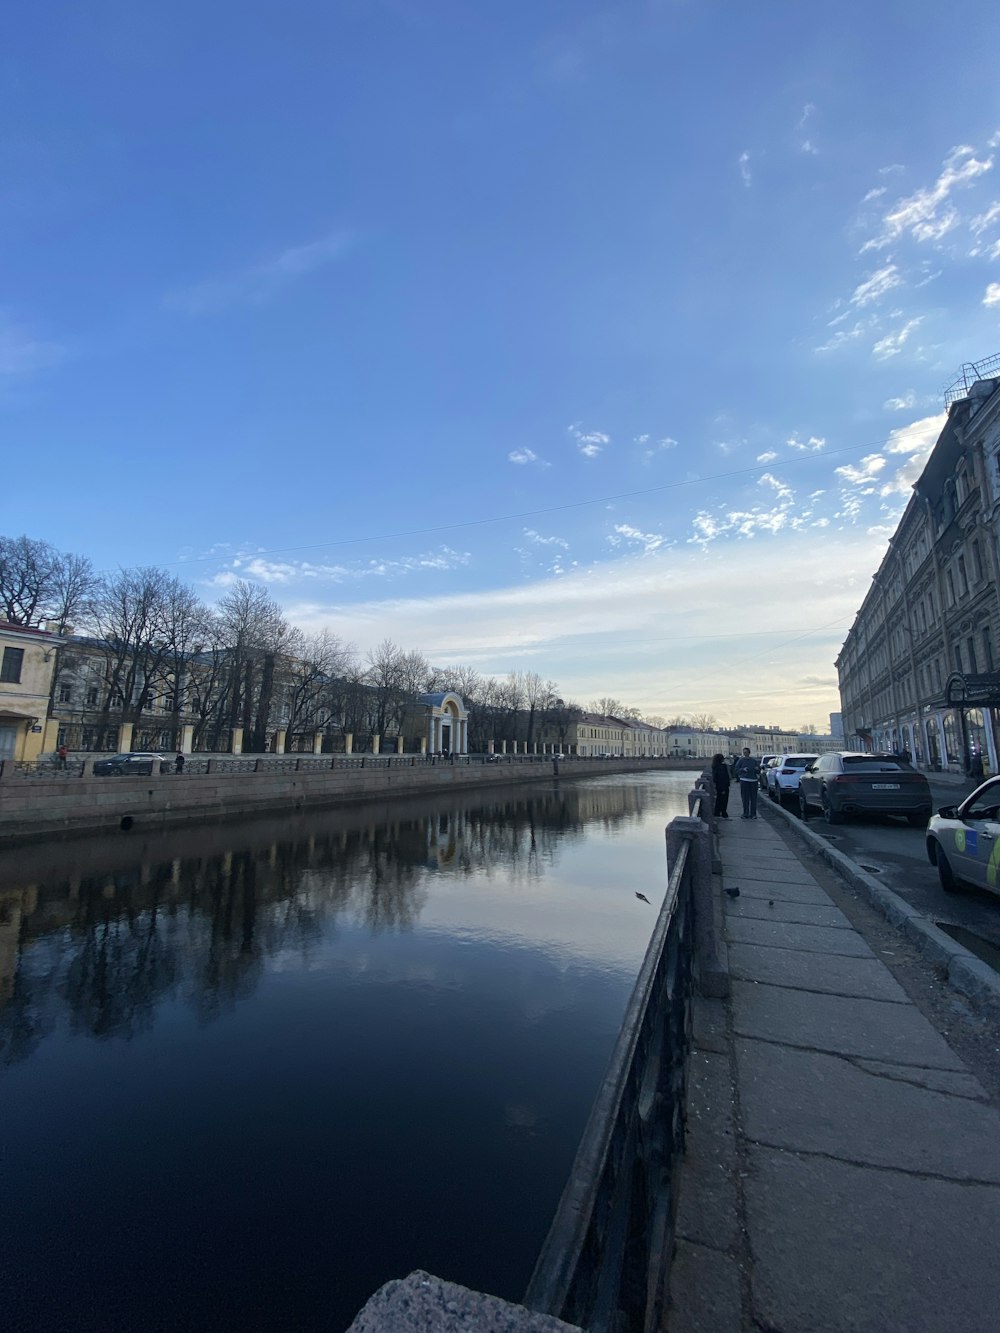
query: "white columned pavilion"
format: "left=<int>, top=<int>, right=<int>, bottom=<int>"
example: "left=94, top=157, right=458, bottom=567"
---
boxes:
left=418, top=691, right=470, bottom=755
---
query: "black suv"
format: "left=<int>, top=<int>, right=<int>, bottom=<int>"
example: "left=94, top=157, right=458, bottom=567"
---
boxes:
left=798, top=751, right=932, bottom=827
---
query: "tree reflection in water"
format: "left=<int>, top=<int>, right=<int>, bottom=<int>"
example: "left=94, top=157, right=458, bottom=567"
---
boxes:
left=0, top=778, right=664, bottom=1065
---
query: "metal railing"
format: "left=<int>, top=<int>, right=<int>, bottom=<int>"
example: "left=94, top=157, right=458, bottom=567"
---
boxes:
left=0, top=752, right=652, bottom=781
left=524, top=787, right=707, bottom=1332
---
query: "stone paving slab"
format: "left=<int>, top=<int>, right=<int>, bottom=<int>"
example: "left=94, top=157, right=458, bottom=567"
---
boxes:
left=736, top=1039, right=1000, bottom=1180
left=727, top=941, right=910, bottom=1002
left=729, top=876, right=833, bottom=906
left=675, top=1050, right=741, bottom=1251
left=729, top=896, right=852, bottom=928
left=745, top=1147, right=1000, bottom=1333
left=725, top=916, right=874, bottom=957
left=725, top=858, right=810, bottom=879
left=666, top=1240, right=742, bottom=1333
left=731, top=981, right=966, bottom=1069
left=852, top=1055, right=990, bottom=1100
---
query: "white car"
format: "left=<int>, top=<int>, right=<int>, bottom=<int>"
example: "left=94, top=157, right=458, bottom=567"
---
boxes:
left=926, top=775, right=1000, bottom=895
left=767, top=753, right=819, bottom=805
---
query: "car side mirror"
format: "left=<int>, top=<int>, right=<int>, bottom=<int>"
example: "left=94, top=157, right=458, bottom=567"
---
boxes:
left=938, top=805, right=956, bottom=819
left=804, top=764, right=817, bottom=773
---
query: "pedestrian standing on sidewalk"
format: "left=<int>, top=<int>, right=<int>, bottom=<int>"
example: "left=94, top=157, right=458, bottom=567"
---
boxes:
left=711, top=753, right=731, bottom=818
left=734, top=747, right=761, bottom=818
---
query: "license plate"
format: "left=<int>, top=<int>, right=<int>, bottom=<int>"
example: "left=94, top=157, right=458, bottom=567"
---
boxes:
left=872, top=783, right=900, bottom=789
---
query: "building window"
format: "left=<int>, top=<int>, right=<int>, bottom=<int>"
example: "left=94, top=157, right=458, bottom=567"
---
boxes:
left=946, top=570, right=956, bottom=605
left=958, top=556, right=968, bottom=597
left=0, top=647, right=24, bottom=683
left=967, top=637, right=978, bottom=674
left=984, top=627, right=995, bottom=672
left=59, top=683, right=72, bottom=702
left=86, top=688, right=99, bottom=707
left=972, top=540, right=983, bottom=583
left=954, top=644, right=963, bottom=673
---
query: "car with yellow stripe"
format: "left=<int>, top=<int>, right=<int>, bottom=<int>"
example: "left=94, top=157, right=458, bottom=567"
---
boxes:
left=926, top=776, right=1000, bottom=896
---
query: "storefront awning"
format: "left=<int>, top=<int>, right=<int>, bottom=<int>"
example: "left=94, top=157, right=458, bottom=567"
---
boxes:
left=944, top=671, right=1000, bottom=708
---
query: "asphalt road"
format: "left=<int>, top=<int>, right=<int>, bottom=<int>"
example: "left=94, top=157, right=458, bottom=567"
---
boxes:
left=764, top=775, right=1000, bottom=963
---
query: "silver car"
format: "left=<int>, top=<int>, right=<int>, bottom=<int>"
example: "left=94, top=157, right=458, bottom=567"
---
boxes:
left=926, top=775, right=1000, bottom=896
left=766, top=753, right=818, bottom=805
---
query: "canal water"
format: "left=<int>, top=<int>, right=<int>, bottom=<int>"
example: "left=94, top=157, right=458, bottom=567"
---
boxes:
left=1, top=770, right=697, bottom=1332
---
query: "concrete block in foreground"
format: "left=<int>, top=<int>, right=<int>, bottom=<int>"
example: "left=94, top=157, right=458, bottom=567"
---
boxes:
left=345, top=1270, right=581, bottom=1333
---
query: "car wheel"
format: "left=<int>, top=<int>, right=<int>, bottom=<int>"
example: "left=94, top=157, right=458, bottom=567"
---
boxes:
left=935, top=844, right=962, bottom=894
left=821, top=792, right=843, bottom=825
left=770, top=783, right=780, bottom=802
left=798, top=790, right=809, bottom=821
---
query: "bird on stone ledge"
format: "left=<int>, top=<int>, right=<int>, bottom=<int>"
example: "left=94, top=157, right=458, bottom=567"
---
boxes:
left=725, top=887, right=740, bottom=898
left=635, top=892, right=651, bottom=904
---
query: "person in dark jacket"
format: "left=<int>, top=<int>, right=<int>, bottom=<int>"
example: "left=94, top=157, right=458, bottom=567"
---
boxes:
left=711, top=753, right=730, bottom=818
left=734, top=748, right=761, bottom=817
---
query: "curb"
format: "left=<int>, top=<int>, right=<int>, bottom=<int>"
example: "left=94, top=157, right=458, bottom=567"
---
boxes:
left=761, top=797, right=1000, bottom=1021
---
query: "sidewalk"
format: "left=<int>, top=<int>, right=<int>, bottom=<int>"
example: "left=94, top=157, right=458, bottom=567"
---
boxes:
left=669, top=803, right=1000, bottom=1332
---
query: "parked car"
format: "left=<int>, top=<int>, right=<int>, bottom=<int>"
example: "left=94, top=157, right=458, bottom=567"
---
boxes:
left=767, top=753, right=819, bottom=804
left=798, top=752, right=932, bottom=826
left=926, top=775, right=1000, bottom=895
left=758, top=755, right=777, bottom=790
left=92, top=752, right=171, bottom=776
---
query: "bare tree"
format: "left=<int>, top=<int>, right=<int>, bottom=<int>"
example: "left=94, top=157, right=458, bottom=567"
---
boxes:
left=517, top=671, right=552, bottom=747
left=0, top=534, right=98, bottom=629
left=590, top=696, right=625, bottom=718
left=644, top=714, right=666, bottom=729
left=282, top=630, right=356, bottom=741
left=664, top=714, right=689, bottom=727
left=217, top=582, right=292, bottom=751
left=689, top=712, right=718, bottom=732
left=365, top=640, right=428, bottom=739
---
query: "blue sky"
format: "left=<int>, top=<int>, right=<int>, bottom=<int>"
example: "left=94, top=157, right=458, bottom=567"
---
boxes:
left=4, top=0, right=1000, bottom=728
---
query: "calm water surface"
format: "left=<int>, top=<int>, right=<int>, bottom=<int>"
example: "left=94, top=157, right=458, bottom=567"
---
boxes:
left=0, top=771, right=696, bottom=1331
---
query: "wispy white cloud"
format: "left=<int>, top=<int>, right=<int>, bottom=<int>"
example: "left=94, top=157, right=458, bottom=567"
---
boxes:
left=815, top=320, right=869, bottom=353
left=786, top=433, right=826, bottom=452
left=738, top=150, right=751, bottom=187
left=165, top=230, right=352, bottom=315
left=970, top=202, right=1000, bottom=235
left=515, top=528, right=573, bottom=576
left=879, top=412, right=947, bottom=495
left=0, top=312, right=63, bottom=377
left=568, top=422, right=609, bottom=457
left=850, top=263, right=903, bottom=307
left=883, top=391, right=916, bottom=411
left=508, top=447, right=549, bottom=466
left=862, top=186, right=887, bottom=203
left=795, top=103, right=818, bottom=155
left=608, top=523, right=667, bottom=554
left=757, top=450, right=778, bottom=463
left=636, top=433, right=677, bottom=461
left=205, top=544, right=470, bottom=589
left=862, top=144, right=993, bottom=252
left=521, top=528, right=569, bottom=549
left=872, top=317, right=922, bottom=360
left=984, top=282, right=1000, bottom=307
left=835, top=455, right=886, bottom=486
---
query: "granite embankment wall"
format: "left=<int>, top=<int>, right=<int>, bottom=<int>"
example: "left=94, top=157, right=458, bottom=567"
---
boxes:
left=0, top=758, right=681, bottom=846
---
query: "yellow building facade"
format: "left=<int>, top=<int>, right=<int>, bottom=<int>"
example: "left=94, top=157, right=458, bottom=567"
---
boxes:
left=0, top=622, right=64, bottom=762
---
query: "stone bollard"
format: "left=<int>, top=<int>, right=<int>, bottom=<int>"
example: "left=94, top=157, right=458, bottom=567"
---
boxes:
left=666, top=814, right=729, bottom=999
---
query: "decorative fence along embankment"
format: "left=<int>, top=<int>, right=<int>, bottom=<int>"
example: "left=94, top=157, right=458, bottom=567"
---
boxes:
left=525, top=778, right=722, bottom=1333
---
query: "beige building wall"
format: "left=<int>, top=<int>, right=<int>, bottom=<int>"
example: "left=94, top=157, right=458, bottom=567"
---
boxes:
left=0, top=623, right=63, bottom=762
